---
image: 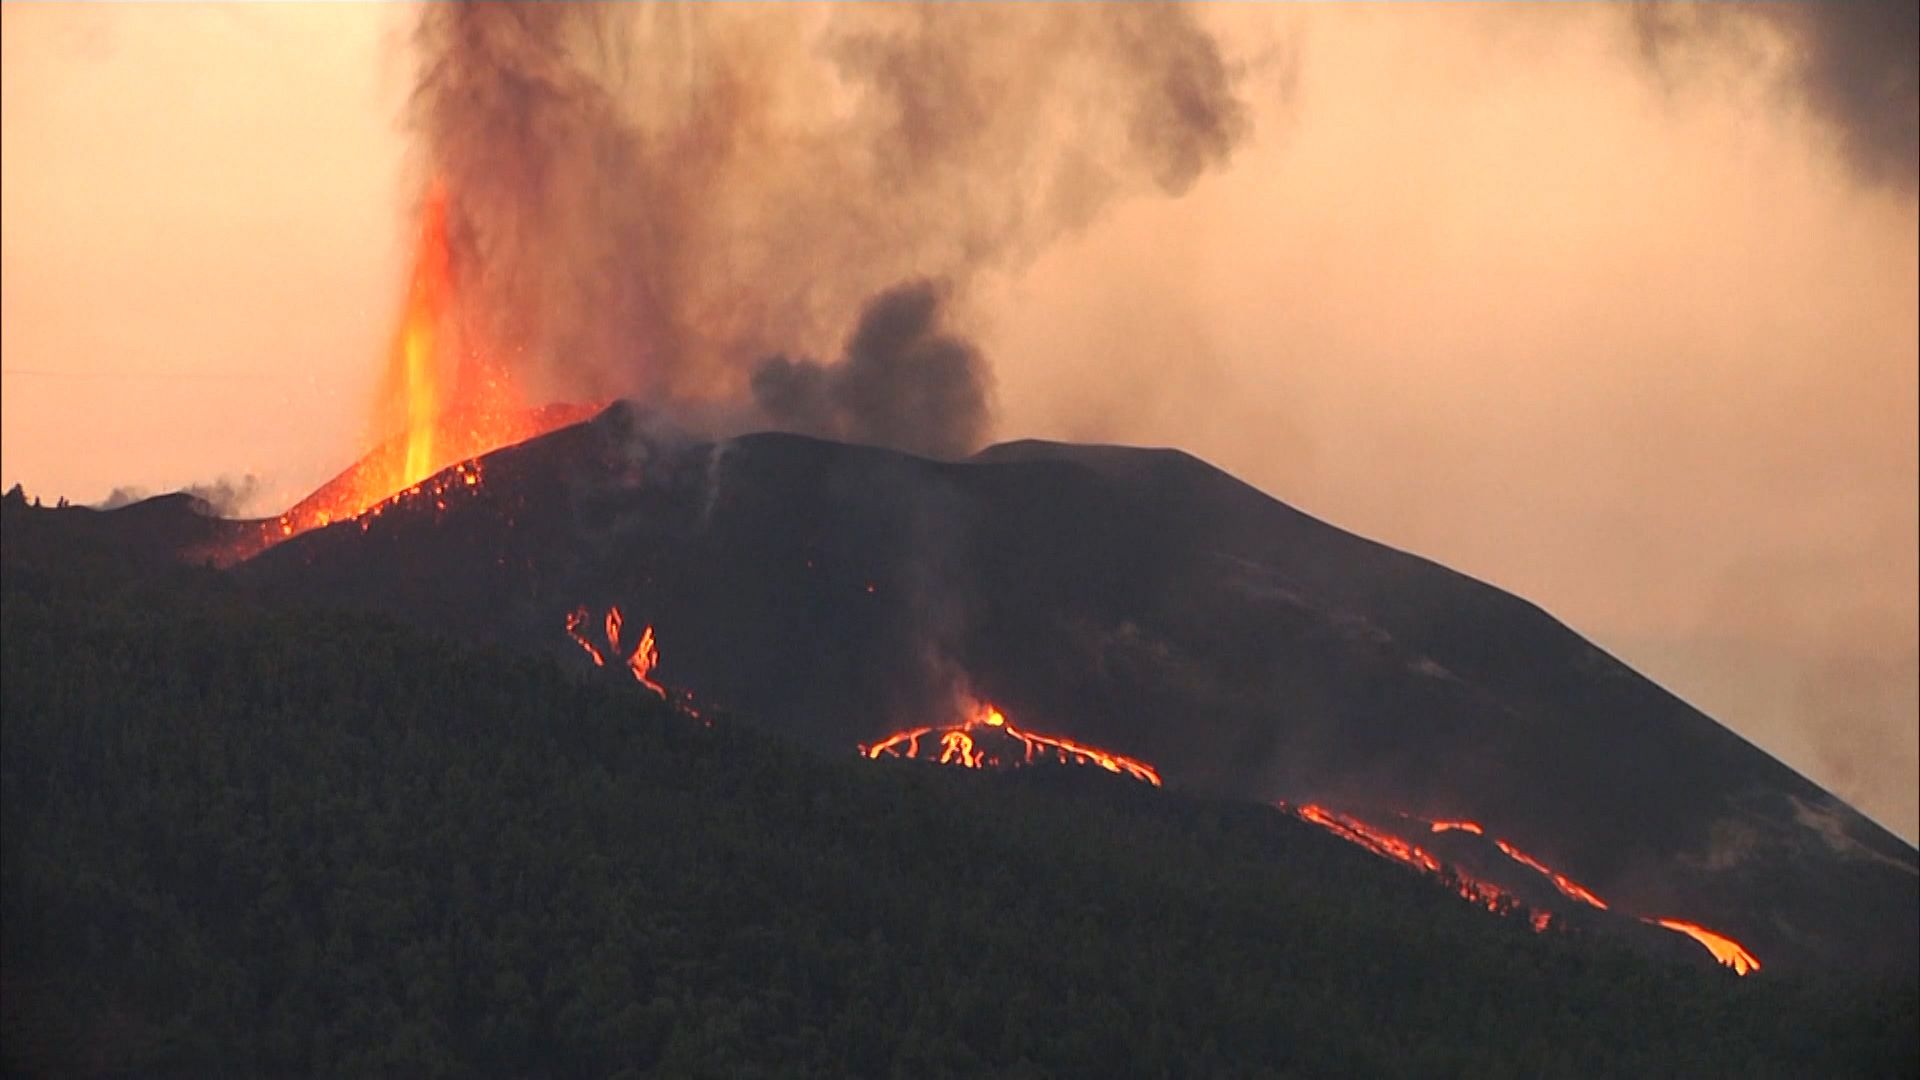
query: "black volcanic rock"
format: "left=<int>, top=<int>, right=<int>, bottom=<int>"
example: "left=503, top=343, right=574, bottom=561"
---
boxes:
left=233, top=402, right=1918, bottom=977
left=0, top=491, right=263, bottom=577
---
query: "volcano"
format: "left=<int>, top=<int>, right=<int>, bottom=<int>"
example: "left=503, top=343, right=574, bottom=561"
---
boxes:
left=206, top=403, right=1916, bottom=976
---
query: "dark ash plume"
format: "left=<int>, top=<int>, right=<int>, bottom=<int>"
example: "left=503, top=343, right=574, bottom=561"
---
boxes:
left=1633, top=1, right=1918, bottom=192
left=410, top=3, right=1249, bottom=450
left=751, top=281, right=990, bottom=461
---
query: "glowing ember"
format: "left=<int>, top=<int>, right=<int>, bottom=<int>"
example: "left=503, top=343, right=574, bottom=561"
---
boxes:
left=862, top=701, right=1162, bottom=786
left=1286, top=803, right=1761, bottom=975
left=565, top=604, right=666, bottom=699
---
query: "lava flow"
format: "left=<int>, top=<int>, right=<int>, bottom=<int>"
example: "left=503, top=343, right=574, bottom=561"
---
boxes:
left=862, top=702, right=1163, bottom=786
left=242, top=180, right=596, bottom=553
left=1296, top=804, right=1518, bottom=917
left=1287, top=803, right=1761, bottom=975
left=1653, top=919, right=1762, bottom=977
left=566, top=604, right=665, bottom=698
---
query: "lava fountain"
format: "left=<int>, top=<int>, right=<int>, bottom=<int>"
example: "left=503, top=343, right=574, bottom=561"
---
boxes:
left=252, top=180, right=597, bottom=549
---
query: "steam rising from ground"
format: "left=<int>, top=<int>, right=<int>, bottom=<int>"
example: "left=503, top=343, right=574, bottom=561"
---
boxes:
left=411, top=3, right=1248, bottom=455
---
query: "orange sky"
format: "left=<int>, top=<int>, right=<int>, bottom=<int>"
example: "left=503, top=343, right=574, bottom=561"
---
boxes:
left=3, top=4, right=1914, bottom=841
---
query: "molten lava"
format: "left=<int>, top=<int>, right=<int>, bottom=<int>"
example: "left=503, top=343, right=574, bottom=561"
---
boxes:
left=565, top=606, right=607, bottom=668
left=1653, top=919, right=1762, bottom=976
left=862, top=702, right=1162, bottom=786
left=1297, top=804, right=1516, bottom=914
left=1286, top=803, right=1761, bottom=975
left=247, top=180, right=597, bottom=552
left=566, top=605, right=666, bottom=699
left=1493, top=838, right=1610, bottom=911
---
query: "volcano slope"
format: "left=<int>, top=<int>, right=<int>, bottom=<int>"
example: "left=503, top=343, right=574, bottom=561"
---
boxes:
left=10, top=535, right=1916, bottom=1075
left=235, top=403, right=1917, bottom=978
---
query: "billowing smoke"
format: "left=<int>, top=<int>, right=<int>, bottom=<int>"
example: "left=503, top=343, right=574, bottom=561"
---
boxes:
left=1633, top=1, right=1918, bottom=191
left=410, top=3, right=1248, bottom=454
left=751, top=280, right=989, bottom=460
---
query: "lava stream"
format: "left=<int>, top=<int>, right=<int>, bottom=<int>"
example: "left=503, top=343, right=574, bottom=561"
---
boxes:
left=1493, top=839, right=1610, bottom=911
left=862, top=702, right=1162, bottom=786
left=566, top=605, right=666, bottom=699
left=1287, top=803, right=1760, bottom=975
left=1652, top=919, right=1762, bottom=976
left=1297, top=804, right=1514, bottom=914
left=565, top=606, right=607, bottom=667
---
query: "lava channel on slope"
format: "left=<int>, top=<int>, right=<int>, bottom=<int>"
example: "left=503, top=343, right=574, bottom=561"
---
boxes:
left=861, top=701, right=1163, bottom=787
left=564, top=605, right=707, bottom=723
left=1284, top=802, right=1761, bottom=975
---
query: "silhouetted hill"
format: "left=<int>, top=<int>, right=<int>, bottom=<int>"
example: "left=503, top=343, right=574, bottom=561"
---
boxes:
left=4, top=541, right=1913, bottom=1076
left=214, top=404, right=1916, bottom=978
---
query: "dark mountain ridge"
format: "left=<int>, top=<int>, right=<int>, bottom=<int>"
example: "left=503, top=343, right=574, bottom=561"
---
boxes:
left=29, top=403, right=1915, bottom=976
left=10, top=549, right=1911, bottom=1075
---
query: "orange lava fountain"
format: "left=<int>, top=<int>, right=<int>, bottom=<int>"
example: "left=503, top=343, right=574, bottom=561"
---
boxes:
left=1287, top=803, right=1761, bottom=975
left=862, top=702, right=1163, bottom=786
left=261, top=180, right=598, bottom=545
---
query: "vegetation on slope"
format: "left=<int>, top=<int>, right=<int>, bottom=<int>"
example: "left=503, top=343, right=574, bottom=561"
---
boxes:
left=2, top=520, right=1914, bottom=1077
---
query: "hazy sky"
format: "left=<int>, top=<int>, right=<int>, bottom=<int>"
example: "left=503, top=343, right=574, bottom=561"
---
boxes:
left=3, top=4, right=1914, bottom=841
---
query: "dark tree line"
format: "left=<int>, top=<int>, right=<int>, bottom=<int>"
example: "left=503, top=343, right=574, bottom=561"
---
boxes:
left=2, top=518, right=1914, bottom=1077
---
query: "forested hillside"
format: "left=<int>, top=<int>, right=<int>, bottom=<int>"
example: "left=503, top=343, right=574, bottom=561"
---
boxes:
left=3, top=527, right=1913, bottom=1077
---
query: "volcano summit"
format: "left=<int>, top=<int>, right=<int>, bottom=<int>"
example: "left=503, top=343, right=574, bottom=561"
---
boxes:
left=217, top=403, right=1919, bottom=979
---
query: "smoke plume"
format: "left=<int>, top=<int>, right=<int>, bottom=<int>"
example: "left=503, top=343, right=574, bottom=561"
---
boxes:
left=751, top=280, right=989, bottom=460
left=1633, top=1, right=1918, bottom=191
left=99, top=475, right=262, bottom=517
left=410, top=3, right=1248, bottom=454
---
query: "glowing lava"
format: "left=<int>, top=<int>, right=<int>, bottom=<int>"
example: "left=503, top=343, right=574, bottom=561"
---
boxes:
left=566, top=604, right=666, bottom=699
left=565, top=607, right=607, bottom=668
left=237, top=180, right=597, bottom=554
left=1493, top=838, right=1610, bottom=911
left=1653, top=919, right=1762, bottom=976
left=862, top=702, right=1162, bottom=786
left=1297, top=804, right=1516, bottom=915
left=1287, top=803, right=1760, bottom=975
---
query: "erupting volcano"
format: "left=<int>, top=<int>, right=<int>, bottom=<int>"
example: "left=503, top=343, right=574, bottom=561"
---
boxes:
left=1286, top=802, right=1760, bottom=975
left=862, top=701, right=1163, bottom=786
left=211, top=418, right=1914, bottom=978
left=237, top=181, right=598, bottom=555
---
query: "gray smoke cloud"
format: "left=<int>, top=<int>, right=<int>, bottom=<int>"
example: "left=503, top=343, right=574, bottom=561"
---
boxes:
left=751, top=280, right=989, bottom=460
left=1633, top=1, right=1918, bottom=191
left=99, top=474, right=262, bottom=517
left=410, top=3, right=1248, bottom=453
